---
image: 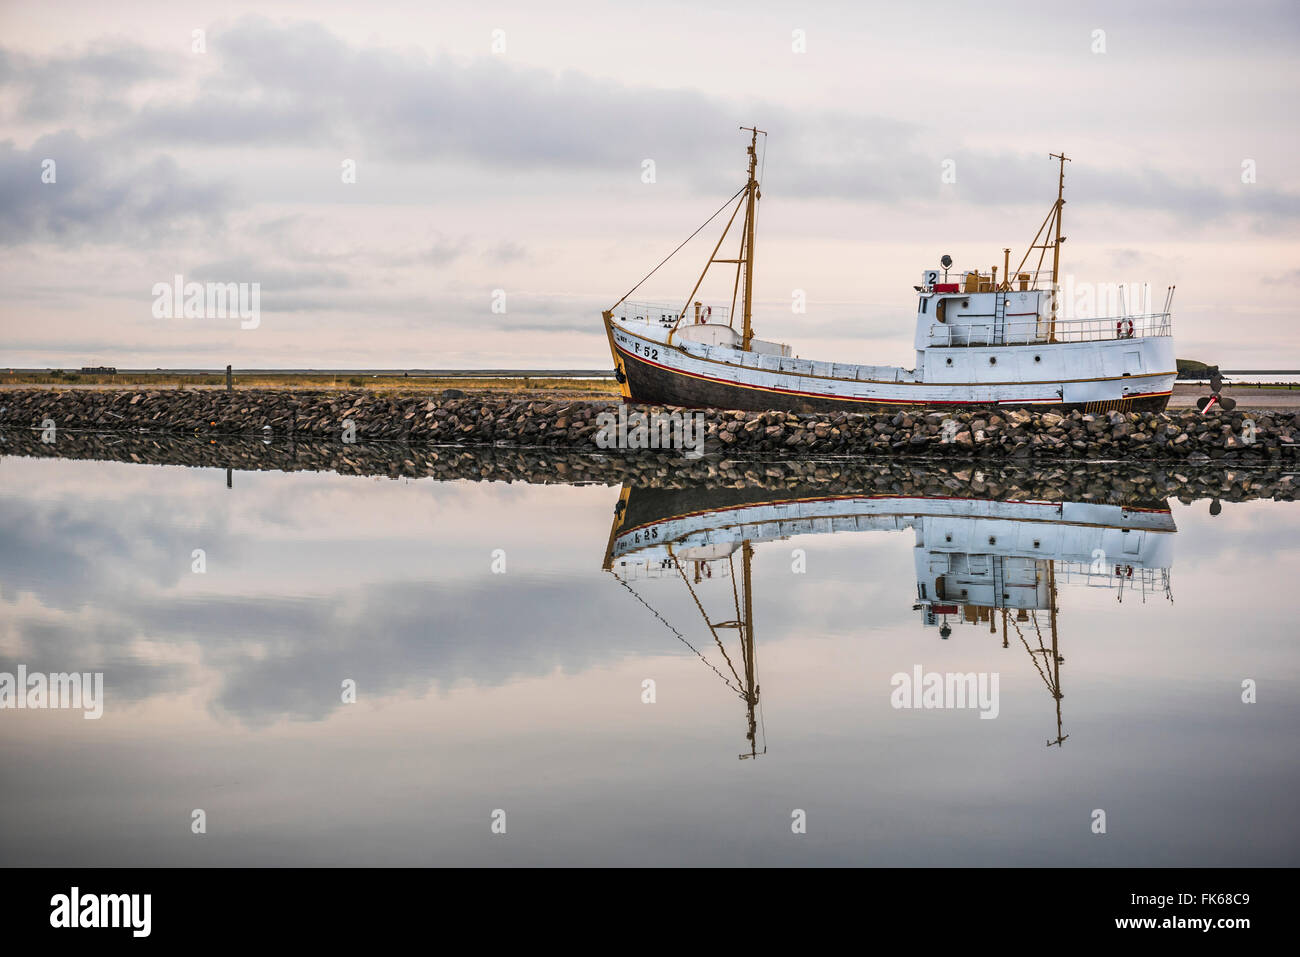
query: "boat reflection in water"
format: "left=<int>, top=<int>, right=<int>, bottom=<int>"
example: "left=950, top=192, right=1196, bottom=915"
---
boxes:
left=603, top=482, right=1175, bottom=757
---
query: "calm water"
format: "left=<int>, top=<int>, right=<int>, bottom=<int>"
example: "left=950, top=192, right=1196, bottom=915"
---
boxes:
left=1, top=453, right=1298, bottom=866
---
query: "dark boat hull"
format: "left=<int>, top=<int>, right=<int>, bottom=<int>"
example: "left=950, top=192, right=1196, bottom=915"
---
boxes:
left=614, top=342, right=1172, bottom=415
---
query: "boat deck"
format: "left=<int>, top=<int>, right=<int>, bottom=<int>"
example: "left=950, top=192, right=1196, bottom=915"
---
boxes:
left=674, top=335, right=919, bottom=383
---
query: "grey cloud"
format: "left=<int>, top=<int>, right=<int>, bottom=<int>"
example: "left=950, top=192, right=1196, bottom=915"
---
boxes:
left=0, top=41, right=177, bottom=123
left=144, top=17, right=1300, bottom=225
left=1, top=16, right=1294, bottom=258
left=0, top=130, right=232, bottom=244
left=779, top=144, right=1300, bottom=229
left=184, top=17, right=737, bottom=168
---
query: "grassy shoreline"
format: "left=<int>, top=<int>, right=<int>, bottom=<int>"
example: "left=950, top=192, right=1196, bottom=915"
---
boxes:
left=0, top=371, right=622, bottom=396
left=3, top=374, right=1295, bottom=410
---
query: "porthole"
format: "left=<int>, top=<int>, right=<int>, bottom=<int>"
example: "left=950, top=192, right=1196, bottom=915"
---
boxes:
left=988, top=536, right=997, bottom=545
left=946, top=357, right=953, bottom=366
left=1034, top=355, right=1042, bottom=363
left=989, top=357, right=997, bottom=365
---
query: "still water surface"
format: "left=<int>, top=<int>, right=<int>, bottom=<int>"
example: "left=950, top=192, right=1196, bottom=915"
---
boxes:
left=1, top=454, right=1297, bottom=865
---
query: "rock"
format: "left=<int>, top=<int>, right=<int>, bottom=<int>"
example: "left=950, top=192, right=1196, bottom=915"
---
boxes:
left=0, top=389, right=1293, bottom=463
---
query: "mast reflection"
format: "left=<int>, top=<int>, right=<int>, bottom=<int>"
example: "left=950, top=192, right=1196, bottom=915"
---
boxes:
left=604, top=483, right=1175, bottom=756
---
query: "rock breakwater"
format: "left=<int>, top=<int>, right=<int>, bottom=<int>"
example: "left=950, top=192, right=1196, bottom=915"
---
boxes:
left=1, top=388, right=1296, bottom=461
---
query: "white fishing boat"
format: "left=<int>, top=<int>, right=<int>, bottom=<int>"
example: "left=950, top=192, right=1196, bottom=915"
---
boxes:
left=603, top=128, right=1177, bottom=414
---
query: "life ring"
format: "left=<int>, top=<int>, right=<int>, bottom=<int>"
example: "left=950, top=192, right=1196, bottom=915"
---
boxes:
left=1116, top=318, right=1134, bottom=338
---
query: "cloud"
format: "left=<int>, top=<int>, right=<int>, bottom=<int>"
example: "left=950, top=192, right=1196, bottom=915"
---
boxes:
left=0, top=40, right=177, bottom=124
left=0, top=130, right=231, bottom=245
left=2, top=16, right=1295, bottom=256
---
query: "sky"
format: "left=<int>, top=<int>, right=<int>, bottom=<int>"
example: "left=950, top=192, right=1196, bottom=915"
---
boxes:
left=1, top=0, right=1298, bottom=369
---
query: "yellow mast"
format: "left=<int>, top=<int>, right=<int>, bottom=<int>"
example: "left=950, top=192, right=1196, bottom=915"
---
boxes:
left=1048, top=152, right=1070, bottom=340
left=1045, top=559, right=1066, bottom=747
left=633, top=127, right=764, bottom=348
left=738, top=540, right=760, bottom=759
left=1007, top=153, right=1070, bottom=341
left=656, top=538, right=766, bottom=759
left=739, top=126, right=763, bottom=352
left=1007, top=562, right=1068, bottom=748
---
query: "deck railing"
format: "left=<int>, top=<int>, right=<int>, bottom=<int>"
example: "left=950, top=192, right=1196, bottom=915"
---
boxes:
left=615, top=301, right=732, bottom=327
left=929, top=311, right=1172, bottom=347
left=1055, top=563, right=1172, bottom=602
left=932, top=268, right=1057, bottom=293
left=612, top=557, right=731, bottom=581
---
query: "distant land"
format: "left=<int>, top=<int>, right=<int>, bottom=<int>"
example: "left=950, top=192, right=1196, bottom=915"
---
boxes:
left=1176, top=360, right=1299, bottom=378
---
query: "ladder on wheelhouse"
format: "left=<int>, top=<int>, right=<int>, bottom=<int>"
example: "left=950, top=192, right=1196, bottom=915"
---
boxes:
left=991, top=555, right=1007, bottom=609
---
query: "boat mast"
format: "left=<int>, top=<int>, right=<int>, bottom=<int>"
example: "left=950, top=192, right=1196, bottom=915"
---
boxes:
left=1048, top=152, right=1070, bottom=340
left=622, top=127, right=765, bottom=348
left=1007, top=153, right=1070, bottom=343
left=1008, top=560, right=1068, bottom=747
left=739, top=126, right=764, bottom=352
left=664, top=538, right=764, bottom=759
left=1045, top=560, right=1066, bottom=747
left=738, top=540, right=760, bottom=759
